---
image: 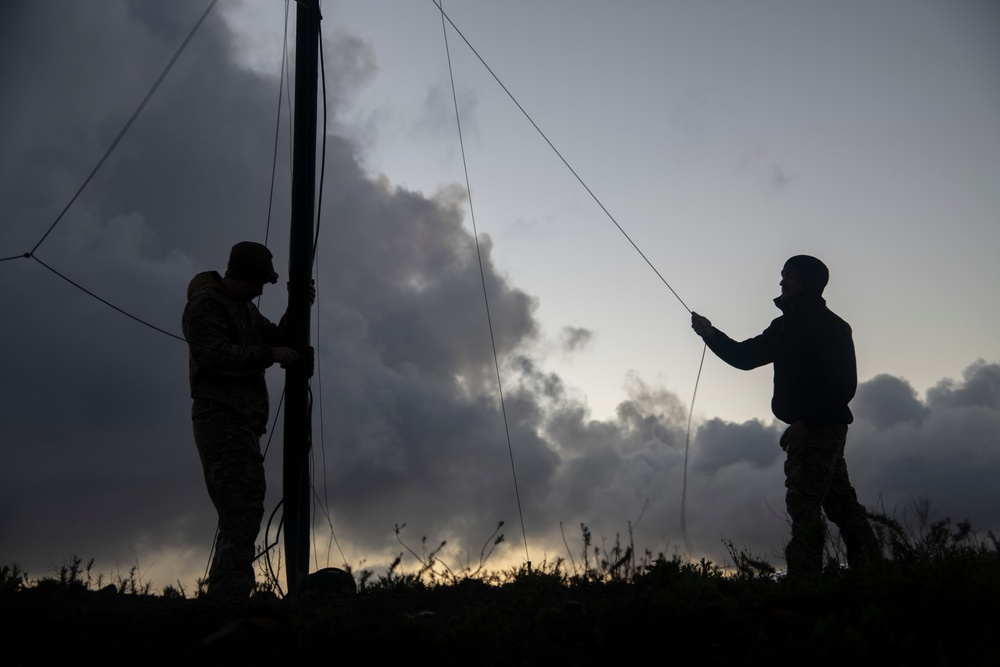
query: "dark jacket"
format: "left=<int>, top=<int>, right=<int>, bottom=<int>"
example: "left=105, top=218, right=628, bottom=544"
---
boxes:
left=705, top=294, right=857, bottom=427
left=182, top=271, right=288, bottom=434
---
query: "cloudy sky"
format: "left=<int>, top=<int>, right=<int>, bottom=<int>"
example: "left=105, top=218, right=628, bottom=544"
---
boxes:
left=2, top=0, right=998, bottom=588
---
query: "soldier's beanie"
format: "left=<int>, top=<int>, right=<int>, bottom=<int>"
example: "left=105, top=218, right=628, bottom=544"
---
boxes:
left=227, top=241, right=279, bottom=285
left=785, top=255, right=829, bottom=295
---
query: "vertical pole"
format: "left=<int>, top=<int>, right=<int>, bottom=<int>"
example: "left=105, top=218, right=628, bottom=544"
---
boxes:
left=284, top=0, right=320, bottom=597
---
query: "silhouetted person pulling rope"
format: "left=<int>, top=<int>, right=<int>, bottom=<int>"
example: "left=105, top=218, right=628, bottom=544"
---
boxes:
left=691, top=255, right=879, bottom=583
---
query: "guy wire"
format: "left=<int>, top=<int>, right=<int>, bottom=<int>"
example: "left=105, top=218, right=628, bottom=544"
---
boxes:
left=262, top=0, right=294, bottom=249
left=439, top=1, right=531, bottom=565
left=431, top=1, right=705, bottom=557
left=681, top=344, right=707, bottom=556
left=31, top=0, right=220, bottom=256
left=430, top=0, right=690, bottom=314
left=308, top=4, right=345, bottom=572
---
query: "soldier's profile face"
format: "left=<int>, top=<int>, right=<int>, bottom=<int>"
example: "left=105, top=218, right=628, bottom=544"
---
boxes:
left=232, top=279, right=264, bottom=302
left=780, top=264, right=803, bottom=300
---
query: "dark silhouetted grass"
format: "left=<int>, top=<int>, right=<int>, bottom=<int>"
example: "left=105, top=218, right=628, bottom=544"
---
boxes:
left=3, top=505, right=998, bottom=665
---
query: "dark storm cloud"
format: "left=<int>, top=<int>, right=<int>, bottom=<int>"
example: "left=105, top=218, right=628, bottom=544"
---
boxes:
left=686, top=362, right=1000, bottom=561
left=846, top=361, right=1000, bottom=530
left=1, top=1, right=308, bottom=573
left=2, top=2, right=997, bottom=583
left=853, top=373, right=927, bottom=428
left=0, top=1, right=682, bottom=577
left=694, top=418, right=781, bottom=472
left=925, top=359, right=1000, bottom=411
left=0, top=0, right=544, bottom=575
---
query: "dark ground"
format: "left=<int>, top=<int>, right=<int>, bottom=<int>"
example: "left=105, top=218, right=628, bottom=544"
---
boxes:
left=3, top=558, right=996, bottom=666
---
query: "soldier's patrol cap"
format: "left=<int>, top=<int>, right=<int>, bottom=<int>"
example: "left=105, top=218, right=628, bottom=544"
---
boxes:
left=784, top=255, right=829, bottom=295
left=227, top=241, right=279, bottom=285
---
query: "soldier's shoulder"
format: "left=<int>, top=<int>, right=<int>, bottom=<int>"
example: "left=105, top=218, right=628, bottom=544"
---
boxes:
left=186, top=272, right=230, bottom=307
left=820, top=306, right=853, bottom=335
left=183, top=272, right=233, bottom=323
left=187, top=270, right=225, bottom=297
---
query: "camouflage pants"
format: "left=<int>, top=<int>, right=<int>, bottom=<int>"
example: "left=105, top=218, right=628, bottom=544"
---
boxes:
left=784, top=423, right=878, bottom=581
left=193, top=406, right=265, bottom=600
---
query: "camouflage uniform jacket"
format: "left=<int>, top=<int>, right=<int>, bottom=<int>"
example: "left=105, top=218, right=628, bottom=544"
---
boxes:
left=182, top=271, right=288, bottom=434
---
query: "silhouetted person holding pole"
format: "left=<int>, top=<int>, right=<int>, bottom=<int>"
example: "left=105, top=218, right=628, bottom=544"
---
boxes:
left=182, top=242, right=301, bottom=602
left=691, top=255, right=878, bottom=583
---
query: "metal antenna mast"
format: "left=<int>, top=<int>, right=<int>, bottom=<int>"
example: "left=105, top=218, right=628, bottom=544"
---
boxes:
left=283, top=0, right=320, bottom=597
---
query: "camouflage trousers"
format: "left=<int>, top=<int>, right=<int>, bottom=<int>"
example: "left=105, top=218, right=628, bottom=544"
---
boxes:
left=193, top=405, right=266, bottom=601
left=784, top=423, right=879, bottom=581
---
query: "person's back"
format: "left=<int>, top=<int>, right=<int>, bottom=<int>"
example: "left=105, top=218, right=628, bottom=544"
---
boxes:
left=183, top=269, right=276, bottom=435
